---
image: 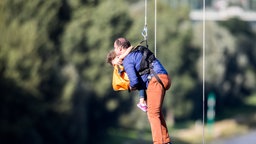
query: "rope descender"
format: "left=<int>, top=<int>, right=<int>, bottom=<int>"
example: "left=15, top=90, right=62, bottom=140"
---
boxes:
left=141, top=0, right=148, bottom=47
left=141, top=25, right=148, bottom=48
left=141, top=25, right=148, bottom=41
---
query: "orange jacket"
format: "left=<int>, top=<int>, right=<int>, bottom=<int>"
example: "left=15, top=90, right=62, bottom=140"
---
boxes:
left=112, top=65, right=130, bottom=91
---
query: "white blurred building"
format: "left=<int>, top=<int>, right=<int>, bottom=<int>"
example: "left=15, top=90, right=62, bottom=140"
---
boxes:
left=190, top=6, right=256, bottom=21
left=189, top=0, right=256, bottom=22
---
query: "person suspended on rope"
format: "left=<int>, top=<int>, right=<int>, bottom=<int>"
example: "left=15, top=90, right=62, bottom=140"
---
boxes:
left=113, top=37, right=172, bottom=144
left=106, top=47, right=148, bottom=112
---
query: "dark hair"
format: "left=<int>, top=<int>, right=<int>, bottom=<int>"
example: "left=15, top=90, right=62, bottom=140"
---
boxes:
left=115, top=37, right=131, bottom=49
left=106, top=50, right=116, bottom=66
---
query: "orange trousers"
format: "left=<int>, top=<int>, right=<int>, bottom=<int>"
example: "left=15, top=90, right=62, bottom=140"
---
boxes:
left=146, top=74, right=171, bottom=144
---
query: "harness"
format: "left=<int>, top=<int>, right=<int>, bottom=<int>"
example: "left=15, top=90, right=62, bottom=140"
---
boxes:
left=132, top=43, right=166, bottom=90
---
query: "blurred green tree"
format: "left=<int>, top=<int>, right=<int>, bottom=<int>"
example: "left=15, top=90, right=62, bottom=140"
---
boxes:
left=193, top=19, right=256, bottom=117
left=1, top=0, right=256, bottom=143
left=0, top=0, right=74, bottom=143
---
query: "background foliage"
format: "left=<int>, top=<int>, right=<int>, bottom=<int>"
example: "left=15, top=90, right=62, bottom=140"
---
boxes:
left=1, top=0, right=256, bottom=143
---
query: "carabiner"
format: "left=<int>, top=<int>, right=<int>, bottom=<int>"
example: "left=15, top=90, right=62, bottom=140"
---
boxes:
left=141, top=25, right=148, bottom=40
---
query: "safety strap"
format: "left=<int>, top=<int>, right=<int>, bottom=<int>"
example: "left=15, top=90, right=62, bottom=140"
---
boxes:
left=130, top=40, right=146, bottom=52
left=150, top=66, right=166, bottom=91
left=133, top=41, right=165, bottom=91
left=132, top=40, right=165, bottom=91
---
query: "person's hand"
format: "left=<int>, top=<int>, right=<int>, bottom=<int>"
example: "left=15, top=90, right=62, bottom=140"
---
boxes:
left=129, top=86, right=137, bottom=91
left=112, top=57, right=122, bottom=65
left=111, top=58, right=118, bottom=65
left=117, top=58, right=123, bottom=64
left=112, top=57, right=123, bottom=65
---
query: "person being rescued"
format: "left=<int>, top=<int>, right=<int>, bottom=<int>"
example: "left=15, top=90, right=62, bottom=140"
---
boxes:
left=113, top=37, right=172, bottom=144
left=106, top=46, right=147, bottom=112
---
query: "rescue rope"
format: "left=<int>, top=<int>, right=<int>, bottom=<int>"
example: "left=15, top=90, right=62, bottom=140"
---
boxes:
left=141, top=0, right=158, bottom=58
left=141, top=0, right=148, bottom=48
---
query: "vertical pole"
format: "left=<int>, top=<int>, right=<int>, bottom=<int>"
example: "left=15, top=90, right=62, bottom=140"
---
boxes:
left=207, top=92, right=216, bottom=136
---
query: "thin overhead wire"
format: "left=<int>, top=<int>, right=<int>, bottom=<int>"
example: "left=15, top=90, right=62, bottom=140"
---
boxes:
left=202, top=0, right=206, bottom=144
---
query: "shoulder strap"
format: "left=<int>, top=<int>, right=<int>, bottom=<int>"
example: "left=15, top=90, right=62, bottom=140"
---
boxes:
left=131, top=40, right=147, bottom=52
left=150, top=68, right=166, bottom=91
left=136, top=41, right=166, bottom=91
